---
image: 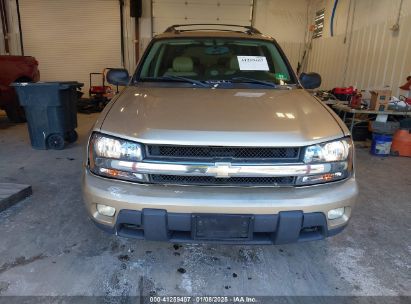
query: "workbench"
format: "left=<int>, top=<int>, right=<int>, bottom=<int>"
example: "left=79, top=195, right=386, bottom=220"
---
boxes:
left=322, top=99, right=345, bottom=106
left=332, top=103, right=411, bottom=133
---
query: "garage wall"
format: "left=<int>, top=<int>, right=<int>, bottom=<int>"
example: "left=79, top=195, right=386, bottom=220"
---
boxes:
left=137, top=0, right=255, bottom=63
left=5, top=0, right=410, bottom=96
left=146, top=0, right=309, bottom=72
left=3, top=0, right=138, bottom=76
left=18, top=0, right=122, bottom=95
left=306, top=0, right=411, bottom=96
left=151, top=0, right=253, bottom=36
left=309, top=0, right=411, bottom=38
left=133, top=0, right=255, bottom=64
left=253, top=0, right=308, bottom=71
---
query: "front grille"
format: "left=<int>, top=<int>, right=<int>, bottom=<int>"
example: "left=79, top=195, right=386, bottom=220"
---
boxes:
left=149, top=175, right=295, bottom=186
left=146, top=145, right=300, bottom=162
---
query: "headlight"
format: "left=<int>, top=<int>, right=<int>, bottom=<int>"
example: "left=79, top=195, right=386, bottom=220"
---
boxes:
left=304, top=138, right=351, bottom=163
left=297, top=137, right=353, bottom=186
left=94, top=134, right=142, bottom=160
left=89, top=133, right=148, bottom=182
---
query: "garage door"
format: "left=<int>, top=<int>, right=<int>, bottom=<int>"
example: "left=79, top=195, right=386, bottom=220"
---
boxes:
left=19, top=0, right=122, bottom=95
left=152, top=0, right=254, bottom=36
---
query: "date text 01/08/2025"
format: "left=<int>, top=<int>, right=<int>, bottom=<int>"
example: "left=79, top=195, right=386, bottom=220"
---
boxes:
left=149, top=296, right=258, bottom=303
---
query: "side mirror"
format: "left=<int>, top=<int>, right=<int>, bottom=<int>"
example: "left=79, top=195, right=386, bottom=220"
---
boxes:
left=106, top=68, right=130, bottom=86
left=299, top=72, right=322, bottom=89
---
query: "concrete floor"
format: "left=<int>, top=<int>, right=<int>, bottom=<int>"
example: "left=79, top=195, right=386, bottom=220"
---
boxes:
left=0, top=111, right=410, bottom=298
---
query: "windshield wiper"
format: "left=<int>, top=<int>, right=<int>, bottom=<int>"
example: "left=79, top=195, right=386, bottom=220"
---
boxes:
left=231, top=77, right=279, bottom=88
left=140, top=76, right=209, bottom=88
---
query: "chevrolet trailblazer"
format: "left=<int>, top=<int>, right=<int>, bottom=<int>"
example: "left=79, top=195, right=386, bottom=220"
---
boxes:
left=82, top=24, right=357, bottom=244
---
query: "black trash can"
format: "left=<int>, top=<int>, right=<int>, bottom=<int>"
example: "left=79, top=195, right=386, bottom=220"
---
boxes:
left=12, top=81, right=83, bottom=150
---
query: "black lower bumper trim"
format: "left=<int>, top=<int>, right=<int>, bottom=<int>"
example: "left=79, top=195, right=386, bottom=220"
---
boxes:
left=92, top=209, right=346, bottom=244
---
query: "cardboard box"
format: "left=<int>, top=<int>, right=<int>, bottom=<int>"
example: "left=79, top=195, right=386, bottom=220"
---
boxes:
left=369, top=90, right=391, bottom=111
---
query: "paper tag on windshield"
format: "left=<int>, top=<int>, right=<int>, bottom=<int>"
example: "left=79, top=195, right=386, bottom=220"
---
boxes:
left=237, top=56, right=269, bottom=71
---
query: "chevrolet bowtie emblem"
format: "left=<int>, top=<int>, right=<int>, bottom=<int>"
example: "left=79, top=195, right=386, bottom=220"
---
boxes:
left=206, top=162, right=241, bottom=178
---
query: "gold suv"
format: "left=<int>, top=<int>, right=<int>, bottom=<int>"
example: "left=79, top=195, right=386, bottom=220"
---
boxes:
left=82, top=24, right=358, bottom=244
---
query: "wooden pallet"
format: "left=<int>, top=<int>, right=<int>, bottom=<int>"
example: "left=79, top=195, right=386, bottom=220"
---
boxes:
left=0, top=183, right=32, bottom=212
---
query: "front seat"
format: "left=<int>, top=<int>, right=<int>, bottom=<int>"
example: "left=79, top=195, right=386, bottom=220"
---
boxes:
left=164, top=56, right=198, bottom=77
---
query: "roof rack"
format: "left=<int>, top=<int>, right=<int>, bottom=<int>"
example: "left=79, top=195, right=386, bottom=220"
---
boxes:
left=164, top=24, right=262, bottom=35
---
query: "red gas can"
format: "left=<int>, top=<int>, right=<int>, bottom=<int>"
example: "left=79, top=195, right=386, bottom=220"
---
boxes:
left=391, top=129, right=411, bottom=157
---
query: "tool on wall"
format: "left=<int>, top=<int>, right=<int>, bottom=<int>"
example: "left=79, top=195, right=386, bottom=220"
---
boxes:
left=390, top=0, right=404, bottom=32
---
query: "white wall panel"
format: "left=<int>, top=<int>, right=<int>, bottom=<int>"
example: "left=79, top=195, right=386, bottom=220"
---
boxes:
left=308, top=0, right=411, bottom=38
left=254, top=0, right=308, bottom=74
left=152, top=0, right=253, bottom=36
left=308, top=30, right=343, bottom=89
left=19, top=0, right=122, bottom=95
left=307, top=13, right=411, bottom=97
left=142, top=0, right=307, bottom=72
left=254, top=0, right=308, bottom=43
left=279, top=41, right=303, bottom=72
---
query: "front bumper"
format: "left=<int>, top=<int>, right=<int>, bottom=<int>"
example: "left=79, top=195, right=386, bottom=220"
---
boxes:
left=82, top=170, right=358, bottom=244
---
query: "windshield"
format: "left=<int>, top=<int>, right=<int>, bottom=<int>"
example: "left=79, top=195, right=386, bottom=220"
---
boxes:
left=135, top=38, right=296, bottom=87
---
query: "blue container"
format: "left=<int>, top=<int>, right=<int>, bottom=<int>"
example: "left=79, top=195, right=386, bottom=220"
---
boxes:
left=371, top=133, right=393, bottom=156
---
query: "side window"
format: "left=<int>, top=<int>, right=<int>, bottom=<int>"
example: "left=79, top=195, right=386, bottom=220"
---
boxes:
left=148, top=44, right=165, bottom=77
left=140, top=42, right=162, bottom=77
left=158, top=45, right=174, bottom=75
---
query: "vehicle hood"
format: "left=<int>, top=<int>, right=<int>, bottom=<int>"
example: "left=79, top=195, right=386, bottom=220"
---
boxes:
left=100, top=86, right=344, bottom=147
